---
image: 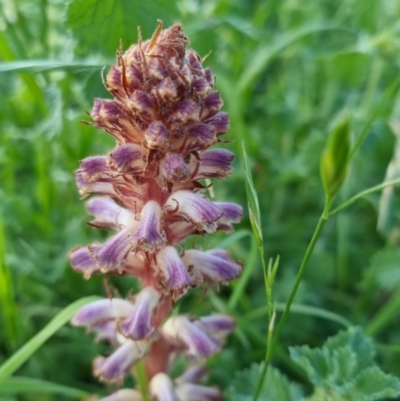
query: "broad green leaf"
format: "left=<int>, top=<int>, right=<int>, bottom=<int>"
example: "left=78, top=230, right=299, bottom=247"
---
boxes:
left=225, top=364, right=301, bottom=401
left=345, top=366, right=400, bottom=401
left=290, top=346, right=332, bottom=387
left=324, top=327, right=375, bottom=371
left=320, top=112, right=351, bottom=197
left=0, top=377, right=89, bottom=398
left=0, top=296, right=101, bottom=384
left=66, top=0, right=179, bottom=57
left=291, top=327, right=400, bottom=401
left=290, top=327, right=374, bottom=388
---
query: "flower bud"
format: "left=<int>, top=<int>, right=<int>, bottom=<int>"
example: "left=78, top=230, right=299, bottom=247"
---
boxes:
left=320, top=112, right=350, bottom=197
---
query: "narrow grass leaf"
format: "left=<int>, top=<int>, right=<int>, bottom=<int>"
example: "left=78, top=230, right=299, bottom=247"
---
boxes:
left=0, top=296, right=101, bottom=384
left=0, top=377, right=89, bottom=398
left=0, top=214, right=19, bottom=348
left=237, top=24, right=354, bottom=97
left=0, top=60, right=110, bottom=73
left=242, top=143, right=263, bottom=247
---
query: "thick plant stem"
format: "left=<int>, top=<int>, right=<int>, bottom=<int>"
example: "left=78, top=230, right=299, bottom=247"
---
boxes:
left=253, top=197, right=332, bottom=401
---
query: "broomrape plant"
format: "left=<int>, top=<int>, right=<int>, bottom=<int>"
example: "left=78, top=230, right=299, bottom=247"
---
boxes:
left=4, top=4, right=400, bottom=401
left=68, top=22, right=242, bottom=400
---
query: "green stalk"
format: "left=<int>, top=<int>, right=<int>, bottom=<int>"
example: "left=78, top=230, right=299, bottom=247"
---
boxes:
left=365, top=287, right=400, bottom=336
left=328, top=178, right=400, bottom=216
left=253, top=197, right=332, bottom=401
left=135, top=360, right=150, bottom=401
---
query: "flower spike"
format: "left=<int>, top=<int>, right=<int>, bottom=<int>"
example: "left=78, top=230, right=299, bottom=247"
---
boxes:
left=69, top=22, right=242, bottom=399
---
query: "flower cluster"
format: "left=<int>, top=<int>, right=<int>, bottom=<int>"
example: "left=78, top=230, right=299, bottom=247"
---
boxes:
left=69, top=22, right=242, bottom=400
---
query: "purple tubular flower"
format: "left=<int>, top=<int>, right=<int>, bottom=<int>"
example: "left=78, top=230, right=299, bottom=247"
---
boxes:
left=200, top=92, right=223, bottom=119
left=97, top=389, right=143, bottom=401
left=157, top=77, right=178, bottom=101
left=75, top=171, right=117, bottom=198
left=194, top=149, right=234, bottom=180
left=205, top=112, right=229, bottom=135
left=195, top=315, right=236, bottom=334
left=71, top=298, right=134, bottom=327
left=206, top=249, right=230, bottom=261
left=192, top=76, right=211, bottom=98
left=117, top=287, right=161, bottom=340
left=95, top=228, right=133, bottom=272
left=176, top=383, right=221, bottom=401
left=162, top=316, right=221, bottom=357
left=90, top=320, right=118, bottom=343
left=181, top=123, right=216, bottom=153
left=109, top=144, right=145, bottom=173
left=149, top=373, right=180, bottom=401
left=181, top=249, right=242, bottom=283
left=214, top=202, right=243, bottom=231
left=165, top=190, right=223, bottom=233
left=156, top=246, right=196, bottom=291
left=68, top=246, right=100, bottom=279
left=86, top=197, right=135, bottom=230
left=161, top=153, right=190, bottom=183
left=91, top=99, right=143, bottom=143
left=79, top=156, right=113, bottom=182
left=144, top=121, right=169, bottom=150
left=130, top=201, right=166, bottom=252
left=93, top=340, right=146, bottom=382
left=173, top=100, right=199, bottom=124
left=204, top=68, right=215, bottom=86
left=175, top=365, right=207, bottom=385
left=129, top=90, right=156, bottom=119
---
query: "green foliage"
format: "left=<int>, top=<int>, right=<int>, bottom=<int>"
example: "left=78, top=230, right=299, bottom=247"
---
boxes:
left=290, top=327, right=400, bottom=401
left=66, top=0, right=178, bottom=57
left=228, top=328, right=400, bottom=401
left=225, top=364, right=301, bottom=401
left=0, top=377, right=89, bottom=398
left=0, top=296, right=101, bottom=384
left=2, top=0, right=400, bottom=399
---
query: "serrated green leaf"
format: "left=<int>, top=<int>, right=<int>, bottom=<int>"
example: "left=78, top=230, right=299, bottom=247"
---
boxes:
left=324, top=327, right=375, bottom=371
left=291, top=327, right=400, bottom=401
left=289, top=346, right=331, bottom=387
left=225, top=364, right=300, bottom=401
left=290, top=327, right=374, bottom=388
left=66, top=0, right=179, bottom=57
left=345, top=366, right=400, bottom=401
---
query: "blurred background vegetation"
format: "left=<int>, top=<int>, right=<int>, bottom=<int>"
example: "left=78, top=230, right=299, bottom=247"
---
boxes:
left=2, top=0, right=400, bottom=399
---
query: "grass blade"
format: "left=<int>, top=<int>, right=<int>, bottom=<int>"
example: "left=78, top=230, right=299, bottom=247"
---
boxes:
left=0, top=214, right=19, bottom=349
left=0, top=377, right=89, bottom=398
left=0, top=296, right=101, bottom=384
left=0, top=60, right=110, bottom=73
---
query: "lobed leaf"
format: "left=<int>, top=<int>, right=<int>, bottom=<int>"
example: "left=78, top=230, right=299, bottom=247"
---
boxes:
left=291, top=327, right=400, bottom=401
left=225, top=363, right=301, bottom=401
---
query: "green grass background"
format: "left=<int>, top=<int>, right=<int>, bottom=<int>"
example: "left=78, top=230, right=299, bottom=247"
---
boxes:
left=2, top=0, right=400, bottom=399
